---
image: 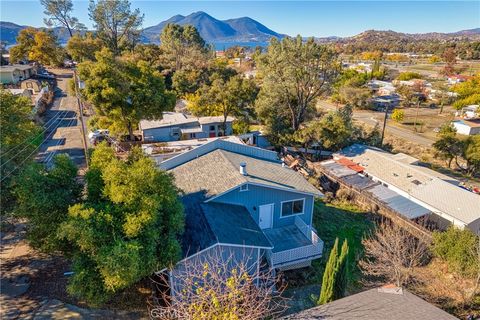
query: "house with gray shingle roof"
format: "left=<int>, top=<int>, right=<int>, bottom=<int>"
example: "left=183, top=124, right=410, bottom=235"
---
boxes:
left=281, top=285, right=458, bottom=320
left=158, top=139, right=324, bottom=294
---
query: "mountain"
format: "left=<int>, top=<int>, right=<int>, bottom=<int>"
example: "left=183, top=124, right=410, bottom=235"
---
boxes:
left=0, top=21, right=71, bottom=45
left=142, top=11, right=284, bottom=43
left=450, top=28, right=480, bottom=36
left=0, top=22, right=26, bottom=44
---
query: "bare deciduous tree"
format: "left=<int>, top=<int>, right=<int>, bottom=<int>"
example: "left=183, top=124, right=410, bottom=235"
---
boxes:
left=149, top=249, right=287, bottom=319
left=360, top=221, right=429, bottom=287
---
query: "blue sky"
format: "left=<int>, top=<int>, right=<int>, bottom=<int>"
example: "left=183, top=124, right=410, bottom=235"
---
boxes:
left=1, top=1, right=479, bottom=37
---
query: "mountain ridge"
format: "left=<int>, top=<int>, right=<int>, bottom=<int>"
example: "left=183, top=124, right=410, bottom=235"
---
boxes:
left=1, top=12, right=479, bottom=46
left=141, top=11, right=284, bottom=43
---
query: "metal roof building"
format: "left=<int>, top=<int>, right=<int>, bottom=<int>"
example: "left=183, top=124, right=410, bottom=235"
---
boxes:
left=336, top=144, right=480, bottom=234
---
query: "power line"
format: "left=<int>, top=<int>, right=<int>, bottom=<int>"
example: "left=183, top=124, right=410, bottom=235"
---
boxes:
left=0, top=110, right=77, bottom=183
left=1, top=106, right=69, bottom=158
left=0, top=109, right=69, bottom=168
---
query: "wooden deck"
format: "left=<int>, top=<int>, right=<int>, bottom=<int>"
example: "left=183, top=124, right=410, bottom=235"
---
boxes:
left=264, top=225, right=312, bottom=253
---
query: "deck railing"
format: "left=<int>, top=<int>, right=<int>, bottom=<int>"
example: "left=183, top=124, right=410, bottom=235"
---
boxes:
left=268, top=220, right=324, bottom=268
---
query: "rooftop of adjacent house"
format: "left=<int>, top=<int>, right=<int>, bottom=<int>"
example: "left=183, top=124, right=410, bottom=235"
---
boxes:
left=319, top=160, right=431, bottom=220
left=142, top=136, right=243, bottom=156
left=139, top=112, right=235, bottom=130
left=281, top=286, right=457, bottom=320
left=171, top=148, right=322, bottom=199
left=139, top=112, right=198, bottom=130
left=337, top=144, right=480, bottom=225
left=6, top=88, right=29, bottom=95
left=198, top=116, right=235, bottom=124
left=453, top=119, right=480, bottom=128
left=200, top=202, right=271, bottom=248
left=0, top=64, right=34, bottom=72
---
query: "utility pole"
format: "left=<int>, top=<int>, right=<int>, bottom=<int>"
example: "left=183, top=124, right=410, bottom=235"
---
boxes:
left=73, top=70, right=89, bottom=169
left=380, top=103, right=389, bottom=146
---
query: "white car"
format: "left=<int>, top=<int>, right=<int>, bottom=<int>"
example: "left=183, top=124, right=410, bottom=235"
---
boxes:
left=88, top=129, right=110, bottom=139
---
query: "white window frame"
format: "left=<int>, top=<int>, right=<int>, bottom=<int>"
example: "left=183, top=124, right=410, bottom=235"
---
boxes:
left=280, top=198, right=305, bottom=218
left=239, top=184, right=249, bottom=192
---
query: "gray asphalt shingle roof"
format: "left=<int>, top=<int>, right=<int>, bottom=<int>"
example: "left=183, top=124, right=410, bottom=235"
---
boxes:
left=201, top=202, right=272, bottom=248
left=281, top=287, right=458, bottom=320
left=171, top=149, right=322, bottom=199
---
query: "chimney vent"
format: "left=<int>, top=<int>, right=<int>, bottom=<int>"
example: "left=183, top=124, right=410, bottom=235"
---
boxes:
left=239, top=162, right=247, bottom=176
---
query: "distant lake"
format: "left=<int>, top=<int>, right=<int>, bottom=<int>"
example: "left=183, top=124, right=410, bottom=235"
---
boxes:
left=5, top=41, right=269, bottom=51
left=210, top=42, right=269, bottom=50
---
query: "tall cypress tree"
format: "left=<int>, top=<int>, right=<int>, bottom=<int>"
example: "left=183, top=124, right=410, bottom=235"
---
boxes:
left=318, top=238, right=339, bottom=305
left=334, top=239, right=349, bottom=299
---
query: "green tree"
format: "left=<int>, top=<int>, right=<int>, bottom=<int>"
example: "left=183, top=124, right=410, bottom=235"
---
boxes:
left=9, top=27, right=37, bottom=63
left=88, top=0, right=144, bottom=56
left=14, top=154, right=81, bottom=252
left=318, top=238, right=339, bottom=305
left=337, top=86, right=372, bottom=109
left=58, top=144, right=184, bottom=305
left=66, top=32, right=103, bottom=62
left=41, top=0, right=85, bottom=37
left=318, top=238, right=349, bottom=304
left=189, top=73, right=258, bottom=132
left=451, top=73, right=480, bottom=109
left=396, top=72, right=423, bottom=81
left=433, top=124, right=463, bottom=168
left=432, top=227, right=479, bottom=277
left=463, top=135, right=480, bottom=176
left=29, top=30, right=65, bottom=66
left=294, top=105, right=355, bottom=151
left=78, top=49, right=175, bottom=139
left=391, top=109, right=405, bottom=123
left=10, top=28, right=64, bottom=65
left=0, top=89, right=41, bottom=212
left=334, top=239, right=349, bottom=299
left=256, top=36, right=338, bottom=133
left=160, top=23, right=209, bottom=71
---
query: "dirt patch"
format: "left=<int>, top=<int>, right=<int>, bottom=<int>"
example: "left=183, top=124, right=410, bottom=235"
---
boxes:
left=410, top=259, right=480, bottom=319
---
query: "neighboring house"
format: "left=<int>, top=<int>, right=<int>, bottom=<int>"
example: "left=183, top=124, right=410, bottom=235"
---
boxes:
left=371, top=94, right=401, bottom=109
left=142, top=136, right=245, bottom=165
left=337, top=144, right=480, bottom=234
left=0, top=64, right=36, bottom=84
left=6, top=88, right=32, bottom=99
left=447, top=74, right=471, bottom=85
left=139, top=112, right=234, bottom=142
left=158, top=139, right=324, bottom=294
left=367, top=80, right=393, bottom=91
left=282, top=285, right=457, bottom=320
left=456, top=105, right=479, bottom=119
left=452, top=119, right=480, bottom=135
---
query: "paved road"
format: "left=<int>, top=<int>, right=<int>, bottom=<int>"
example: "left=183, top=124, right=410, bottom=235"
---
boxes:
left=36, top=70, right=86, bottom=168
left=317, top=100, right=436, bottom=147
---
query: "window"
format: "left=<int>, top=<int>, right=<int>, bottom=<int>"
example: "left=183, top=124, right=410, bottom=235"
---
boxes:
left=281, top=199, right=304, bottom=217
left=171, top=127, right=180, bottom=136
left=240, top=184, right=248, bottom=192
left=209, top=125, right=216, bottom=131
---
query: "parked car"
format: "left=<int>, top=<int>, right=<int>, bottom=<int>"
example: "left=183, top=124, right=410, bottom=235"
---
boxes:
left=91, top=135, right=111, bottom=146
left=36, top=71, right=55, bottom=79
left=88, top=129, right=110, bottom=145
left=88, top=129, right=109, bottom=140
